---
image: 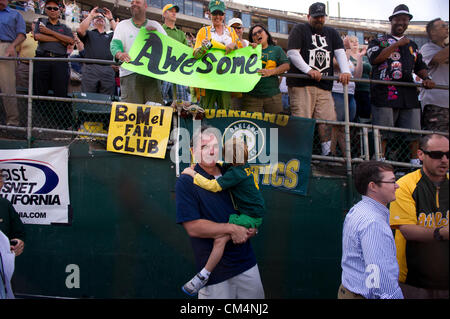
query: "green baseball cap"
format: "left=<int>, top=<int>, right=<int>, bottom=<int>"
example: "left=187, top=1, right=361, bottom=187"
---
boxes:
left=209, top=0, right=225, bottom=13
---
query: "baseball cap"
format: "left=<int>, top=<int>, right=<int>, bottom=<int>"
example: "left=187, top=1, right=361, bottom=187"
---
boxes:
left=389, top=4, right=413, bottom=21
left=209, top=0, right=225, bottom=13
left=228, top=18, right=243, bottom=28
left=162, top=4, right=180, bottom=14
left=309, top=2, right=327, bottom=18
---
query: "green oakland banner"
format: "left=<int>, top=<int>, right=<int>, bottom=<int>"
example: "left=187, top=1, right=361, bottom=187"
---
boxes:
left=122, top=29, right=262, bottom=92
left=180, top=111, right=316, bottom=195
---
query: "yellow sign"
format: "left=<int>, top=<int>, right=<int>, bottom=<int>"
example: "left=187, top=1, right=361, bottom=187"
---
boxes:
left=107, top=102, right=173, bottom=158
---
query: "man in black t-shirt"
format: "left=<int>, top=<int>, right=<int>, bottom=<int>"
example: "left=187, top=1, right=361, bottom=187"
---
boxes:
left=367, top=4, right=435, bottom=164
left=77, top=6, right=117, bottom=95
left=33, top=0, right=74, bottom=129
left=33, top=0, right=74, bottom=99
left=287, top=2, right=351, bottom=156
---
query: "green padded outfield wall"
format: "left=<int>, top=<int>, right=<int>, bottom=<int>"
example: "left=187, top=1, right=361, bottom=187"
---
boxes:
left=1, top=140, right=358, bottom=299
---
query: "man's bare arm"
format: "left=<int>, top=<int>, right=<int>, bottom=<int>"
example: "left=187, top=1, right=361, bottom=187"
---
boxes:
left=183, top=219, right=249, bottom=244
left=429, top=46, right=449, bottom=66
left=398, top=224, right=449, bottom=242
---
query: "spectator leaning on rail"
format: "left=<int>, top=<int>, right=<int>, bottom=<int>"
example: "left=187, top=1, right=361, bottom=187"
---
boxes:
left=193, top=0, right=242, bottom=110
left=339, top=161, right=403, bottom=299
left=0, top=0, right=26, bottom=127
left=419, top=18, right=449, bottom=133
left=240, top=24, right=290, bottom=114
left=366, top=4, right=435, bottom=165
left=76, top=6, right=117, bottom=96
left=160, top=3, right=190, bottom=105
left=389, top=134, right=449, bottom=299
left=110, top=0, right=166, bottom=105
left=286, top=2, right=351, bottom=157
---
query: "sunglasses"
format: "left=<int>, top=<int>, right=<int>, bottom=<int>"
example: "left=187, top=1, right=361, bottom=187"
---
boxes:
left=211, top=11, right=224, bottom=16
left=46, top=6, right=60, bottom=11
left=232, top=26, right=242, bottom=30
left=421, top=149, right=450, bottom=160
left=252, top=29, right=264, bottom=37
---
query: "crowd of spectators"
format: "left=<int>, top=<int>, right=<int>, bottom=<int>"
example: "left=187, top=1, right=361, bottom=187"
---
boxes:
left=1, top=1, right=448, bottom=147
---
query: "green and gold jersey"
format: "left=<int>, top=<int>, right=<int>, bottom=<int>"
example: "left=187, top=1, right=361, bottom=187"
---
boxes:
left=390, top=169, right=449, bottom=289
left=248, top=45, right=289, bottom=98
left=193, top=163, right=265, bottom=218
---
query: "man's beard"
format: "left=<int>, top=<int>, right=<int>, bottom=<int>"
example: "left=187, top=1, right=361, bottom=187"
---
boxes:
left=312, top=23, right=324, bottom=32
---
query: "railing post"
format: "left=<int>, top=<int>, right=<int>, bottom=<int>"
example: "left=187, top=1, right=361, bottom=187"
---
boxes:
left=343, top=83, right=352, bottom=177
left=27, top=59, right=33, bottom=147
left=373, top=128, right=381, bottom=161
left=363, top=127, right=370, bottom=160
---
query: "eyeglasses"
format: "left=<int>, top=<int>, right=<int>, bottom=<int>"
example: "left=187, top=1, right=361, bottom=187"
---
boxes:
left=232, top=26, right=242, bottom=30
left=420, top=149, right=449, bottom=160
left=252, top=29, right=264, bottom=37
left=46, top=6, right=60, bottom=11
left=211, top=11, right=224, bottom=16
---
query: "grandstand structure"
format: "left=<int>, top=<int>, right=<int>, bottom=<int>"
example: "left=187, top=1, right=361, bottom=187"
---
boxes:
left=6, top=0, right=447, bottom=173
left=15, top=0, right=431, bottom=48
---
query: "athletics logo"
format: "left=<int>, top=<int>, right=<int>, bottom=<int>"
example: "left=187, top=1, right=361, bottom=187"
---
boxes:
left=222, top=120, right=265, bottom=162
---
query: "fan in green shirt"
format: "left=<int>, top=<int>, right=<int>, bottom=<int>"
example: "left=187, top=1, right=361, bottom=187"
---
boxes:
left=241, top=24, right=290, bottom=114
left=162, top=4, right=188, bottom=46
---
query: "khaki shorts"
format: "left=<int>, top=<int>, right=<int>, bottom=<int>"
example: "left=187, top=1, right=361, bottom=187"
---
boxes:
left=289, top=86, right=336, bottom=120
left=241, top=93, right=283, bottom=114
left=120, top=73, right=163, bottom=105
left=198, top=265, right=265, bottom=299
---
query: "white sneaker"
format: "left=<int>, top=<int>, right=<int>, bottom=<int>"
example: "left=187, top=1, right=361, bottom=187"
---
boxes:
left=182, top=273, right=209, bottom=296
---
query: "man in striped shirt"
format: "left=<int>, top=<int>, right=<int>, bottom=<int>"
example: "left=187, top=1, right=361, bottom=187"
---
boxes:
left=339, top=161, right=404, bottom=299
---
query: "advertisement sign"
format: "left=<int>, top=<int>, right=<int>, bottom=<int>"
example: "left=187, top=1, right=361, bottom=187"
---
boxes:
left=0, top=147, right=70, bottom=225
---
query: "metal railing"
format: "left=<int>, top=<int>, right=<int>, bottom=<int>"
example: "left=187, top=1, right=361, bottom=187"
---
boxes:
left=283, top=72, right=448, bottom=177
left=0, top=56, right=448, bottom=178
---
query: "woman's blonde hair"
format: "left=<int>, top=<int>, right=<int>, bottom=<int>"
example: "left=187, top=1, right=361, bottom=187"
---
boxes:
left=223, top=137, right=248, bottom=166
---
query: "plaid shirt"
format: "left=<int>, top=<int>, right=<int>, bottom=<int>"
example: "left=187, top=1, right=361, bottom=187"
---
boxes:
left=161, top=81, right=190, bottom=104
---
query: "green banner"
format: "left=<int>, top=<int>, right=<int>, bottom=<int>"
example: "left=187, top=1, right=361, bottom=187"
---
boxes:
left=180, top=111, right=316, bottom=195
left=122, top=29, right=262, bottom=92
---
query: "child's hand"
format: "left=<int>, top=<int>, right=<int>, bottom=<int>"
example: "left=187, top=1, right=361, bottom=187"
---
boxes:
left=181, top=167, right=196, bottom=177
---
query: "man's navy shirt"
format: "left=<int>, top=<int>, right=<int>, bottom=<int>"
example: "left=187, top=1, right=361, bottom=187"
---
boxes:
left=78, top=29, right=114, bottom=60
left=176, top=163, right=256, bottom=286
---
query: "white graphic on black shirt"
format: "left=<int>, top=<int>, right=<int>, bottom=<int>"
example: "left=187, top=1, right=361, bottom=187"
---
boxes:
left=308, top=34, right=330, bottom=72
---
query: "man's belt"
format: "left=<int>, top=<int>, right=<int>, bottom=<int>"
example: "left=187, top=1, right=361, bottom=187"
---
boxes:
left=0, top=39, right=13, bottom=43
left=36, top=51, right=67, bottom=58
